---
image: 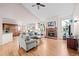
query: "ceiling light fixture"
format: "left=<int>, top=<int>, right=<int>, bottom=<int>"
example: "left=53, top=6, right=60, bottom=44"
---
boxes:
left=32, top=3, right=45, bottom=10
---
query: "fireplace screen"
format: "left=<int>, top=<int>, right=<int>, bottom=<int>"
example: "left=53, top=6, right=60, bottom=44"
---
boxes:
left=48, top=32, right=55, bottom=37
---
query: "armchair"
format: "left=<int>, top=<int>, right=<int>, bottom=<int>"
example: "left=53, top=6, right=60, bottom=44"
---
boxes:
left=18, top=33, right=37, bottom=51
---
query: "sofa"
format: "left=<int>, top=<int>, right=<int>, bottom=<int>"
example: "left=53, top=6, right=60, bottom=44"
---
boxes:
left=28, top=31, right=42, bottom=39
left=18, top=33, right=37, bottom=51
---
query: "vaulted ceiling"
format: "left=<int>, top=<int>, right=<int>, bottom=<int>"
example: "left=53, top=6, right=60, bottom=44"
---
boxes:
left=1, top=3, right=79, bottom=25
left=22, top=3, right=76, bottom=21
left=0, top=3, right=38, bottom=25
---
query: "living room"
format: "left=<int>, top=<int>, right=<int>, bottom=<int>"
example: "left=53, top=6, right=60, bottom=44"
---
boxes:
left=0, top=3, right=79, bottom=56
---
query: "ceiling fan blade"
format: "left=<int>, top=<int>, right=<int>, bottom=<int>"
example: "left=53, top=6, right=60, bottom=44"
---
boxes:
left=40, top=4, right=45, bottom=7
left=32, top=5, right=36, bottom=7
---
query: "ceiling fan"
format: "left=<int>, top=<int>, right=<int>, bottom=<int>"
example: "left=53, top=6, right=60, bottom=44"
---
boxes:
left=32, top=3, right=45, bottom=10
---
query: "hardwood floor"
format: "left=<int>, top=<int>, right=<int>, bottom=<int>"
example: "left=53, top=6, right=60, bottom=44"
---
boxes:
left=0, top=37, right=19, bottom=56
left=0, top=37, right=79, bottom=56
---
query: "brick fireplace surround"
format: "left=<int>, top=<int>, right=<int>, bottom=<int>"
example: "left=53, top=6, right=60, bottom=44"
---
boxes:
left=46, top=28, right=57, bottom=39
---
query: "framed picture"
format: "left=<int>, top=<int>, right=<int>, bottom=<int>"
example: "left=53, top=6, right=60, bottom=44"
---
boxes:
left=48, top=21, right=56, bottom=27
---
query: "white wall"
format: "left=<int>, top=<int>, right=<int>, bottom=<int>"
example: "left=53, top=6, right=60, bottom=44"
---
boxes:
left=73, top=4, right=79, bottom=36
left=57, top=18, right=63, bottom=39
left=0, top=18, right=2, bottom=35
left=0, top=18, right=2, bottom=44
left=74, top=19, right=79, bottom=36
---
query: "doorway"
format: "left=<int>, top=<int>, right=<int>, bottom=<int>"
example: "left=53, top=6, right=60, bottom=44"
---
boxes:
left=62, top=19, right=72, bottom=40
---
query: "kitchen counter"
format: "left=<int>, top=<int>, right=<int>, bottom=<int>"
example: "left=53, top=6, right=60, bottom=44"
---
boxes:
left=1, top=33, right=13, bottom=45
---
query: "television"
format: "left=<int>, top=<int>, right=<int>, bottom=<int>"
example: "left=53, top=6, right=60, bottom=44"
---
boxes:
left=48, top=21, right=56, bottom=27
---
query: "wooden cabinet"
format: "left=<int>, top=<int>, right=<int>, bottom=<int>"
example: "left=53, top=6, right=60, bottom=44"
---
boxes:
left=67, top=38, right=78, bottom=50
left=3, top=23, right=20, bottom=36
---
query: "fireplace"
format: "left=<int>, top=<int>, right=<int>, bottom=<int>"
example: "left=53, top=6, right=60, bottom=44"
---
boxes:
left=48, top=32, right=55, bottom=37
left=46, top=28, right=57, bottom=38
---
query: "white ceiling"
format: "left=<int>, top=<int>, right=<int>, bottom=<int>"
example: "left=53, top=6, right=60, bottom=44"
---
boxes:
left=0, top=4, right=38, bottom=25
left=1, top=3, right=79, bottom=25
left=22, top=3, right=75, bottom=21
